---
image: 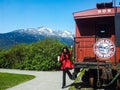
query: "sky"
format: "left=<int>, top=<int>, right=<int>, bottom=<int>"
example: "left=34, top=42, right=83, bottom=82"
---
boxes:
left=0, top=0, right=120, bottom=33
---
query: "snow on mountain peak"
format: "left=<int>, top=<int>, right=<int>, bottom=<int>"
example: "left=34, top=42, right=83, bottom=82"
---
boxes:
left=59, top=30, right=74, bottom=39
left=37, top=26, right=55, bottom=35
left=14, top=26, right=74, bottom=39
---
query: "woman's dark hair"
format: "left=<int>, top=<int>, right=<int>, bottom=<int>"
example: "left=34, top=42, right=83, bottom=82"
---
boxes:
left=62, top=46, right=70, bottom=54
left=62, top=46, right=70, bottom=59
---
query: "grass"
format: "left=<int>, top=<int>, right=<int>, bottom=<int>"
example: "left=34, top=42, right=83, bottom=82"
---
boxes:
left=0, top=72, right=35, bottom=90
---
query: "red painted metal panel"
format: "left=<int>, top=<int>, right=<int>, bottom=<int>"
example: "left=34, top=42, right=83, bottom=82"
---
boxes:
left=75, top=37, right=95, bottom=62
left=74, top=8, right=120, bottom=19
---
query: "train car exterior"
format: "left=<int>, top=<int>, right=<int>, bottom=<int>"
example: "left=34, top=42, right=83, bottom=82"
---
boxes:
left=74, top=3, right=120, bottom=67
left=73, top=2, right=120, bottom=89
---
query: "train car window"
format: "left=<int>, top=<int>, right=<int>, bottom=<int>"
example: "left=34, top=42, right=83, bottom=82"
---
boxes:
left=97, top=25, right=110, bottom=38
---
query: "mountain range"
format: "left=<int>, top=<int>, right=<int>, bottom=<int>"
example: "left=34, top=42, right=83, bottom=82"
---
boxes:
left=0, top=26, right=74, bottom=49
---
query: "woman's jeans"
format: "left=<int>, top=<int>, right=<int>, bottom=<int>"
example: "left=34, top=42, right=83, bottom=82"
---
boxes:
left=62, top=69, right=73, bottom=87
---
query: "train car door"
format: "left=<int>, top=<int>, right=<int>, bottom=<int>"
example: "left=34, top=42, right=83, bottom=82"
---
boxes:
left=94, top=17, right=116, bottom=62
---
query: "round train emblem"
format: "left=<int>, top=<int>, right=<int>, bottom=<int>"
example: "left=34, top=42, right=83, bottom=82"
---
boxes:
left=93, top=39, right=116, bottom=59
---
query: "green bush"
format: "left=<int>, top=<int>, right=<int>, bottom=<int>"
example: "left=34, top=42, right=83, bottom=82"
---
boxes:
left=0, top=38, right=66, bottom=71
left=0, top=50, right=8, bottom=68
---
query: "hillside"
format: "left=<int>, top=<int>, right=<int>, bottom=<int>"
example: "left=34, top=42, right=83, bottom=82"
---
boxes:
left=0, top=27, right=74, bottom=49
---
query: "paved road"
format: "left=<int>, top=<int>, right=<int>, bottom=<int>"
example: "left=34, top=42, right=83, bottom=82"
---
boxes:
left=0, top=69, right=74, bottom=90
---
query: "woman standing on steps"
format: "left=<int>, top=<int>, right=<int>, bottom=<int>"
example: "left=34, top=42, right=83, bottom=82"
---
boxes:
left=59, top=46, right=74, bottom=88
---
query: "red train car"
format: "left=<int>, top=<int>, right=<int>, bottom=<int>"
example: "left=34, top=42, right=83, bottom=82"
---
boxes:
left=73, top=2, right=120, bottom=89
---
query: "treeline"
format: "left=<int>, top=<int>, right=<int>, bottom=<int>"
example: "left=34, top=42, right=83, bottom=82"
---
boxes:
left=0, top=39, right=67, bottom=71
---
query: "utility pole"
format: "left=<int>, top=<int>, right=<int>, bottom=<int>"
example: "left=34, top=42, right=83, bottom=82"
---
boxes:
left=112, top=0, right=116, bottom=7
left=112, top=0, right=117, bottom=13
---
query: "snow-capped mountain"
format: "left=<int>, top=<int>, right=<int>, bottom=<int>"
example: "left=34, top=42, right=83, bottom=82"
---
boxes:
left=14, top=26, right=74, bottom=39
left=0, top=26, right=74, bottom=49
